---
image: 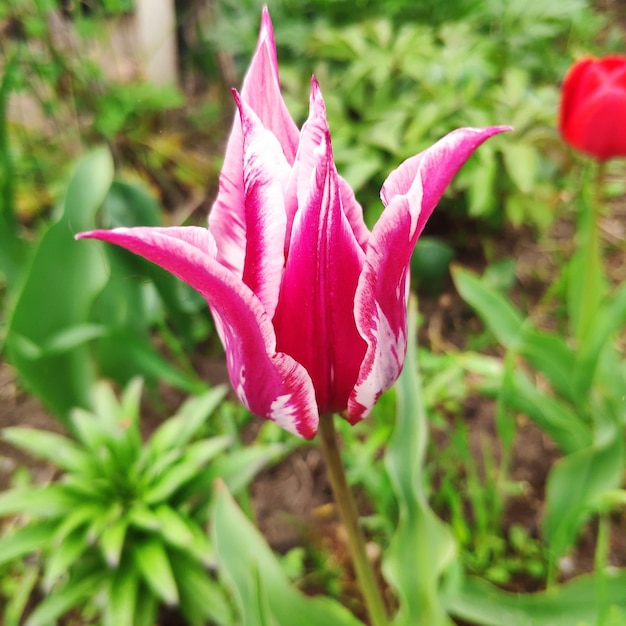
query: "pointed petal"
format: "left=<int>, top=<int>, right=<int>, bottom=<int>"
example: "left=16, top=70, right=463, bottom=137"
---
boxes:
left=283, top=77, right=370, bottom=255
left=76, top=227, right=318, bottom=438
left=235, top=91, right=290, bottom=318
left=274, top=82, right=366, bottom=413
left=348, top=126, right=510, bottom=422
left=208, top=10, right=299, bottom=276
left=338, top=176, right=370, bottom=252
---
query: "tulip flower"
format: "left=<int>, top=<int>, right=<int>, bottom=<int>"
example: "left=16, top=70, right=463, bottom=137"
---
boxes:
left=559, top=55, right=626, bottom=161
left=77, top=8, right=507, bottom=439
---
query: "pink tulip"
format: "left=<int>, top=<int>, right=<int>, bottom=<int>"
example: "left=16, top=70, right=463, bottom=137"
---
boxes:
left=77, top=9, right=508, bottom=438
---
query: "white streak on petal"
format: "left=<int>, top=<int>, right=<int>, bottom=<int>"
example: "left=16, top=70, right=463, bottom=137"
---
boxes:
left=352, top=301, right=407, bottom=417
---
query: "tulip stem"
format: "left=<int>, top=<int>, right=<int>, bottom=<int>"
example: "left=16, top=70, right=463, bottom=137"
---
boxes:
left=576, top=161, right=606, bottom=344
left=318, top=414, right=388, bottom=626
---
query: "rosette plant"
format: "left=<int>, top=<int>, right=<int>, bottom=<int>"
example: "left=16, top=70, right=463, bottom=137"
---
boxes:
left=77, top=9, right=507, bottom=625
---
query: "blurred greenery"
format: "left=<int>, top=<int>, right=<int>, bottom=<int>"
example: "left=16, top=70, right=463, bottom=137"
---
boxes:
left=1, top=0, right=626, bottom=624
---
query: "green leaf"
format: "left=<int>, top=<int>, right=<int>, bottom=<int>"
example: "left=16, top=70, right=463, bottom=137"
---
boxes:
left=99, top=515, right=129, bottom=567
left=542, top=434, right=623, bottom=564
left=515, top=328, right=577, bottom=406
left=144, top=436, right=231, bottom=504
left=43, top=527, right=90, bottom=591
left=0, top=485, right=75, bottom=518
left=4, top=562, right=38, bottom=626
left=154, top=504, right=196, bottom=550
left=134, top=536, right=179, bottom=606
left=203, top=443, right=288, bottom=496
left=127, top=503, right=162, bottom=532
left=70, top=407, right=110, bottom=452
left=6, top=148, right=114, bottom=425
left=2, top=427, right=90, bottom=473
left=97, top=328, right=203, bottom=394
left=146, top=386, right=229, bottom=458
left=212, top=482, right=362, bottom=626
left=502, top=141, right=537, bottom=194
left=446, top=572, right=626, bottom=626
left=503, top=371, right=591, bottom=454
left=467, top=149, right=497, bottom=217
left=383, top=297, right=456, bottom=626
left=39, top=323, right=109, bottom=356
left=170, top=550, right=234, bottom=626
left=567, top=174, right=606, bottom=346
left=105, top=564, right=139, bottom=626
left=54, top=502, right=107, bottom=543
left=574, top=281, right=626, bottom=398
left=452, top=265, right=524, bottom=347
left=0, top=520, right=58, bottom=566
left=0, top=52, right=27, bottom=291
left=25, top=569, right=104, bottom=626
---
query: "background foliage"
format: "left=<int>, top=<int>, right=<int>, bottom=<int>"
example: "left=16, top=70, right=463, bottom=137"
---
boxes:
left=1, top=0, right=626, bottom=624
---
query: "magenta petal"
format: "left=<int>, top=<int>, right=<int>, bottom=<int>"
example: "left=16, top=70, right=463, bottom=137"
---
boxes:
left=348, top=126, right=510, bottom=422
left=75, top=227, right=319, bottom=438
left=208, top=9, right=300, bottom=276
left=338, top=176, right=370, bottom=252
left=236, top=92, right=290, bottom=318
left=274, top=84, right=366, bottom=413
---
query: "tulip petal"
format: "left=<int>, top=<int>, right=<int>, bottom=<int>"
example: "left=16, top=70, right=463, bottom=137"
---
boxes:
left=348, top=126, right=509, bottom=422
left=274, top=82, right=366, bottom=413
left=283, top=78, right=370, bottom=255
left=560, top=57, right=626, bottom=161
left=338, top=176, right=370, bottom=252
left=208, top=8, right=300, bottom=276
left=75, top=227, right=319, bottom=438
left=235, top=91, right=290, bottom=318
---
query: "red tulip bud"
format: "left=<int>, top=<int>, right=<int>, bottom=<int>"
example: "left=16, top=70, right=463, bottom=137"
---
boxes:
left=559, top=56, right=626, bottom=161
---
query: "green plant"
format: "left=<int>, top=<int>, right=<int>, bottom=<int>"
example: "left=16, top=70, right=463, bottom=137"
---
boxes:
left=0, top=380, right=285, bottom=626
left=452, top=223, right=626, bottom=583
left=5, top=148, right=214, bottom=426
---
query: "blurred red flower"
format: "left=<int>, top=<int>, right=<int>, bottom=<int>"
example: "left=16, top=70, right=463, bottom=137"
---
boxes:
left=559, top=56, right=626, bottom=161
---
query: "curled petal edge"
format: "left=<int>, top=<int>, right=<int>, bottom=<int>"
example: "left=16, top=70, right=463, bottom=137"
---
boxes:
left=348, top=126, right=511, bottom=423
left=75, top=227, right=319, bottom=439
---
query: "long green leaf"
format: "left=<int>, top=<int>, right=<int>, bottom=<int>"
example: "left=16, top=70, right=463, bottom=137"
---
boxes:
left=212, top=482, right=363, bottom=626
left=542, top=433, right=623, bottom=564
left=504, top=371, right=591, bottom=454
left=25, top=569, right=104, bottom=626
left=0, top=520, right=58, bottom=566
left=2, top=427, right=90, bottom=472
left=452, top=266, right=524, bottom=347
left=0, top=485, right=75, bottom=518
left=134, top=536, right=179, bottom=606
left=6, top=148, right=114, bottom=424
left=144, top=436, right=231, bottom=504
left=4, top=563, right=38, bottom=626
left=446, top=572, right=626, bottom=626
left=574, top=281, right=626, bottom=398
left=383, top=297, right=456, bottom=626
left=0, top=52, right=27, bottom=292
left=170, top=550, right=234, bottom=626
left=516, top=328, right=576, bottom=406
left=105, top=563, right=139, bottom=626
left=99, top=515, right=128, bottom=567
left=145, top=386, right=228, bottom=459
left=43, top=527, right=90, bottom=591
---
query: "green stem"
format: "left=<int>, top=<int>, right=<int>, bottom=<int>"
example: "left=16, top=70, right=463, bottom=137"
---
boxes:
left=318, top=414, right=388, bottom=626
left=576, top=161, right=606, bottom=344
left=595, top=512, right=610, bottom=626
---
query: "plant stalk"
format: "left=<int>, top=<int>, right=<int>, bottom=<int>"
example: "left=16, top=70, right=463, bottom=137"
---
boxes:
left=318, top=414, right=388, bottom=626
left=576, top=161, right=606, bottom=344
left=594, top=512, right=610, bottom=626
